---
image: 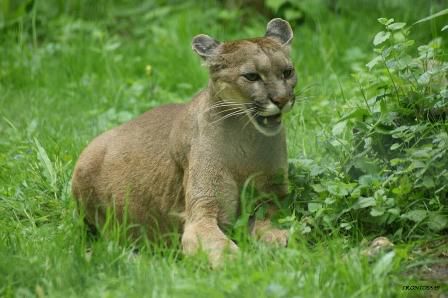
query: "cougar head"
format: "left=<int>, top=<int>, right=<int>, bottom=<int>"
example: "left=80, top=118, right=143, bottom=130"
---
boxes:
left=192, top=18, right=297, bottom=136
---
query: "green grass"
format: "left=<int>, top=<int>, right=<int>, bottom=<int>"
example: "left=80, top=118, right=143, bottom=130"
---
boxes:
left=0, top=0, right=447, bottom=297
left=0, top=223, right=412, bottom=297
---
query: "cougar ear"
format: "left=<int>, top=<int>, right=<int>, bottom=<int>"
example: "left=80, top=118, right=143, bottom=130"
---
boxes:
left=192, top=34, right=221, bottom=59
left=265, top=18, right=293, bottom=46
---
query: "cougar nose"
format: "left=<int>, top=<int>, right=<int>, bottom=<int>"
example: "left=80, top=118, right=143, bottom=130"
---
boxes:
left=270, top=96, right=289, bottom=109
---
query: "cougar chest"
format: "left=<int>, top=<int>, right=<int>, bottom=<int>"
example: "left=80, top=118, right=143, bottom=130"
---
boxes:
left=214, top=123, right=287, bottom=189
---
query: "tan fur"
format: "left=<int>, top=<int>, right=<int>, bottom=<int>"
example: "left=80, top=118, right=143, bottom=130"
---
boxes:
left=72, top=19, right=297, bottom=267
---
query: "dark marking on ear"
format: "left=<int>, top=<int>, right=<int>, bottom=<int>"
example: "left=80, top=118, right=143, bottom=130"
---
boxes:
left=192, top=34, right=221, bottom=59
left=265, top=18, right=293, bottom=45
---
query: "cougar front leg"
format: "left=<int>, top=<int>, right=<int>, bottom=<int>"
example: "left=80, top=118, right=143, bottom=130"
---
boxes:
left=181, top=163, right=239, bottom=267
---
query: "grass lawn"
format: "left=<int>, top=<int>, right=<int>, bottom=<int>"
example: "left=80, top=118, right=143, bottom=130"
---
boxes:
left=0, top=1, right=447, bottom=297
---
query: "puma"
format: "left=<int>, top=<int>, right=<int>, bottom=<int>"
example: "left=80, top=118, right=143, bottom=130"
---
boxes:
left=72, top=18, right=297, bottom=267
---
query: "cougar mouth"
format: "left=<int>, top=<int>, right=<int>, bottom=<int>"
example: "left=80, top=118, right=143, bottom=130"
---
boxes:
left=248, top=111, right=283, bottom=136
left=254, top=114, right=282, bottom=128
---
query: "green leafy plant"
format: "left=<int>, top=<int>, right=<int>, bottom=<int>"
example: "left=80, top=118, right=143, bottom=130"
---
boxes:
left=349, top=17, right=447, bottom=236
left=289, top=15, right=448, bottom=241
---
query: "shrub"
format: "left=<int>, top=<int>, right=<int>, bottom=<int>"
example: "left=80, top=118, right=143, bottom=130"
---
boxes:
left=289, top=16, right=448, bottom=241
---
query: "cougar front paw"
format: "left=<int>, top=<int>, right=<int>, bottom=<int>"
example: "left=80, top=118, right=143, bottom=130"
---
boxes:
left=259, top=228, right=289, bottom=247
left=252, top=220, right=289, bottom=247
left=182, top=225, right=239, bottom=268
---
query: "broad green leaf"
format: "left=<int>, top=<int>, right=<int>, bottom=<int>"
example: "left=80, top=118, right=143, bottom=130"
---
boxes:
left=401, top=210, right=427, bottom=222
left=332, top=121, right=347, bottom=136
left=390, top=158, right=405, bottom=166
left=392, top=31, right=406, bottom=42
left=353, top=158, right=381, bottom=175
left=373, top=31, right=391, bottom=46
left=326, top=181, right=356, bottom=197
left=414, top=9, right=448, bottom=24
left=442, top=25, right=448, bottom=31
left=393, top=55, right=413, bottom=70
left=301, top=225, right=311, bottom=234
left=411, top=147, right=432, bottom=159
left=417, top=72, right=431, bottom=85
left=325, top=197, right=335, bottom=205
left=350, top=186, right=361, bottom=199
left=390, top=143, right=401, bottom=150
left=421, top=176, right=435, bottom=189
left=308, top=203, right=322, bottom=213
left=377, top=18, right=388, bottom=25
left=310, top=164, right=325, bottom=177
left=392, top=176, right=412, bottom=195
left=388, top=208, right=400, bottom=216
left=356, top=197, right=376, bottom=209
left=311, top=184, right=326, bottom=193
left=378, top=18, right=394, bottom=25
left=428, top=214, right=448, bottom=231
left=340, top=222, right=352, bottom=230
left=409, top=160, right=426, bottom=170
left=370, top=207, right=385, bottom=217
left=358, top=175, right=381, bottom=187
left=417, top=45, right=434, bottom=59
left=366, top=55, right=382, bottom=70
left=387, top=22, right=406, bottom=30
left=385, top=197, right=395, bottom=207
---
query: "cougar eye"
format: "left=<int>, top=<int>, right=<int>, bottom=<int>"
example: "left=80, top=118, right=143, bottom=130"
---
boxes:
left=283, top=68, right=294, bottom=79
left=243, top=73, right=261, bottom=82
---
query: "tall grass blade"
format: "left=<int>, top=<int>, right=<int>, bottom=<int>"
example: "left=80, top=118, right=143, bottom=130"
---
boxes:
left=34, top=138, right=57, bottom=193
left=414, top=8, right=448, bottom=24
